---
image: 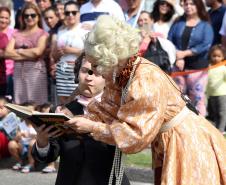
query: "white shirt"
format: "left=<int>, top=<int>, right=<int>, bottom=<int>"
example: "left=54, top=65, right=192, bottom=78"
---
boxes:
left=153, top=22, right=172, bottom=39
left=80, top=0, right=125, bottom=25
left=220, top=12, right=226, bottom=37
left=57, top=23, right=88, bottom=63
left=18, top=121, right=36, bottom=145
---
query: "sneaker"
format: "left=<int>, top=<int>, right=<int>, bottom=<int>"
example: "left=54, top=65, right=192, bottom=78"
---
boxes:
left=12, top=163, right=22, bottom=170
left=21, top=165, right=33, bottom=173
left=42, top=166, right=56, bottom=173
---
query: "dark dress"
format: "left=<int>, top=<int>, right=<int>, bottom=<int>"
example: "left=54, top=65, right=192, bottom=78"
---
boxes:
left=32, top=100, right=130, bottom=185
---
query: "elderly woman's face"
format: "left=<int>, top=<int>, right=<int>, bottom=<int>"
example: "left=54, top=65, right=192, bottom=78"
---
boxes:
left=78, top=58, right=105, bottom=98
left=138, top=12, right=153, bottom=28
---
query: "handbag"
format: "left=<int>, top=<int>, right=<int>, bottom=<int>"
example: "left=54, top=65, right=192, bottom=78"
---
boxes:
left=143, top=38, right=172, bottom=74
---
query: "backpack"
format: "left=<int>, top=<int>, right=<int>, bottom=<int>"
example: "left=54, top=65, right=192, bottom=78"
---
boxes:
left=143, top=39, right=172, bottom=74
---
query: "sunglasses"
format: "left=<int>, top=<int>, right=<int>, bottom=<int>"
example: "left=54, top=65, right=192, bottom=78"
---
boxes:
left=23, top=13, right=37, bottom=19
left=64, top=11, right=78, bottom=16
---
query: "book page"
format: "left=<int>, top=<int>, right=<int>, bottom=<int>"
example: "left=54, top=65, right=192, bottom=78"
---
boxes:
left=4, top=103, right=33, bottom=119
left=1, top=112, right=20, bottom=135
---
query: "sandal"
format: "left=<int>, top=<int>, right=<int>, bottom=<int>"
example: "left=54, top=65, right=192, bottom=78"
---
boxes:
left=21, top=165, right=33, bottom=173
left=42, top=166, right=56, bottom=173
left=12, top=162, right=22, bottom=170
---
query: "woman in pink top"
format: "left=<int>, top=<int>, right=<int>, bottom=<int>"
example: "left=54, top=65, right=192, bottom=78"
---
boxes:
left=0, top=7, right=15, bottom=98
left=5, top=3, right=48, bottom=104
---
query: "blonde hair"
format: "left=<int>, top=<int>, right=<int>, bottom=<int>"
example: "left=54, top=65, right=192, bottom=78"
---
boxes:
left=84, top=15, right=141, bottom=73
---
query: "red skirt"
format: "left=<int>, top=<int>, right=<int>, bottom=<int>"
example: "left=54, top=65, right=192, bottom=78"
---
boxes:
left=0, top=132, right=10, bottom=158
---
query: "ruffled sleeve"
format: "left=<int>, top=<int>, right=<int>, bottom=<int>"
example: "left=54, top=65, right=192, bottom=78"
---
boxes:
left=90, top=64, right=168, bottom=153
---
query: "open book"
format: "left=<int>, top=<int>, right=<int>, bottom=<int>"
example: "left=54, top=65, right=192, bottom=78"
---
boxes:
left=4, top=103, right=71, bottom=131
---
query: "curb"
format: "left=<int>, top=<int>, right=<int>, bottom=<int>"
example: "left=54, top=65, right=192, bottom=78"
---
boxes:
left=0, top=157, right=154, bottom=183
left=125, top=166, right=154, bottom=183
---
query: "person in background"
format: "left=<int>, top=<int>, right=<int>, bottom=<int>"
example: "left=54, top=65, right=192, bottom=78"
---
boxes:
left=206, top=0, right=226, bottom=45
left=53, top=1, right=88, bottom=104
left=124, top=0, right=141, bottom=26
left=65, top=15, right=226, bottom=185
left=220, top=11, right=226, bottom=47
left=80, top=0, right=125, bottom=30
left=0, top=7, right=15, bottom=98
left=43, top=6, right=62, bottom=105
left=206, top=44, right=226, bottom=133
left=137, top=10, right=153, bottom=29
left=44, top=7, right=61, bottom=34
left=0, top=0, right=15, bottom=28
left=36, top=0, right=53, bottom=32
left=8, top=101, right=37, bottom=173
left=151, top=0, right=176, bottom=38
left=4, top=2, right=49, bottom=105
left=36, top=0, right=53, bottom=12
left=0, top=32, right=8, bottom=96
left=14, top=0, right=36, bottom=29
left=54, top=0, right=65, bottom=25
left=35, top=103, right=56, bottom=173
left=137, top=11, right=176, bottom=68
left=12, top=0, right=24, bottom=12
left=138, top=11, right=156, bottom=54
left=32, top=53, right=130, bottom=185
left=168, top=0, right=214, bottom=116
left=0, top=96, right=12, bottom=159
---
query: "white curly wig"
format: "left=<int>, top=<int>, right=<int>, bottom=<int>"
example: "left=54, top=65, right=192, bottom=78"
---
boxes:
left=84, top=15, right=141, bottom=73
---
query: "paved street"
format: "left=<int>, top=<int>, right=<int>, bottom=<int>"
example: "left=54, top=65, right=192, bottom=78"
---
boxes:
left=0, top=169, right=153, bottom=185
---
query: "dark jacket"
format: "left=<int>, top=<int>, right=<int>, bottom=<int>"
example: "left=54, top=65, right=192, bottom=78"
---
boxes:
left=32, top=100, right=130, bottom=185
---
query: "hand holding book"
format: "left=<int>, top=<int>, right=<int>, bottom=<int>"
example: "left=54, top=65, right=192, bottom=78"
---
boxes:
left=65, top=116, right=99, bottom=134
left=4, top=103, right=72, bottom=132
left=35, top=124, right=64, bottom=148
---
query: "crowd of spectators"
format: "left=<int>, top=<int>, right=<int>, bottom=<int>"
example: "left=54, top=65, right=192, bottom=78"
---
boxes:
left=0, top=0, right=226, bottom=178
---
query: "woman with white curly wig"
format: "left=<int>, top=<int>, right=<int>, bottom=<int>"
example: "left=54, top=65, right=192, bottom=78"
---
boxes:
left=66, top=15, right=226, bottom=185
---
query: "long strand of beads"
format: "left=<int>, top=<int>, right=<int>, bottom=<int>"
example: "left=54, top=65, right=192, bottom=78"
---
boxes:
left=108, top=57, right=140, bottom=185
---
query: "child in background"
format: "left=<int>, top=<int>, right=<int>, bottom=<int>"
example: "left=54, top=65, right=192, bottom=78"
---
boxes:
left=0, top=96, right=12, bottom=159
left=0, top=32, right=9, bottom=96
left=8, top=101, right=37, bottom=173
left=35, top=103, right=56, bottom=173
left=207, top=44, right=226, bottom=133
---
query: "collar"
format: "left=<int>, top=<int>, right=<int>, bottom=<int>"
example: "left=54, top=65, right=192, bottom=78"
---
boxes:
left=76, top=92, right=102, bottom=107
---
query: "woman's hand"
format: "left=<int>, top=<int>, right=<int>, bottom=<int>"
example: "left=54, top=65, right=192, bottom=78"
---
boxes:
left=55, top=106, right=74, bottom=118
left=57, top=47, right=65, bottom=57
left=176, top=50, right=186, bottom=60
left=176, top=59, right=185, bottom=71
left=176, top=50, right=193, bottom=60
left=50, top=64, right=56, bottom=79
left=65, top=117, right=98, bottom=134
left=35, top=125, right=63, bottom=148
